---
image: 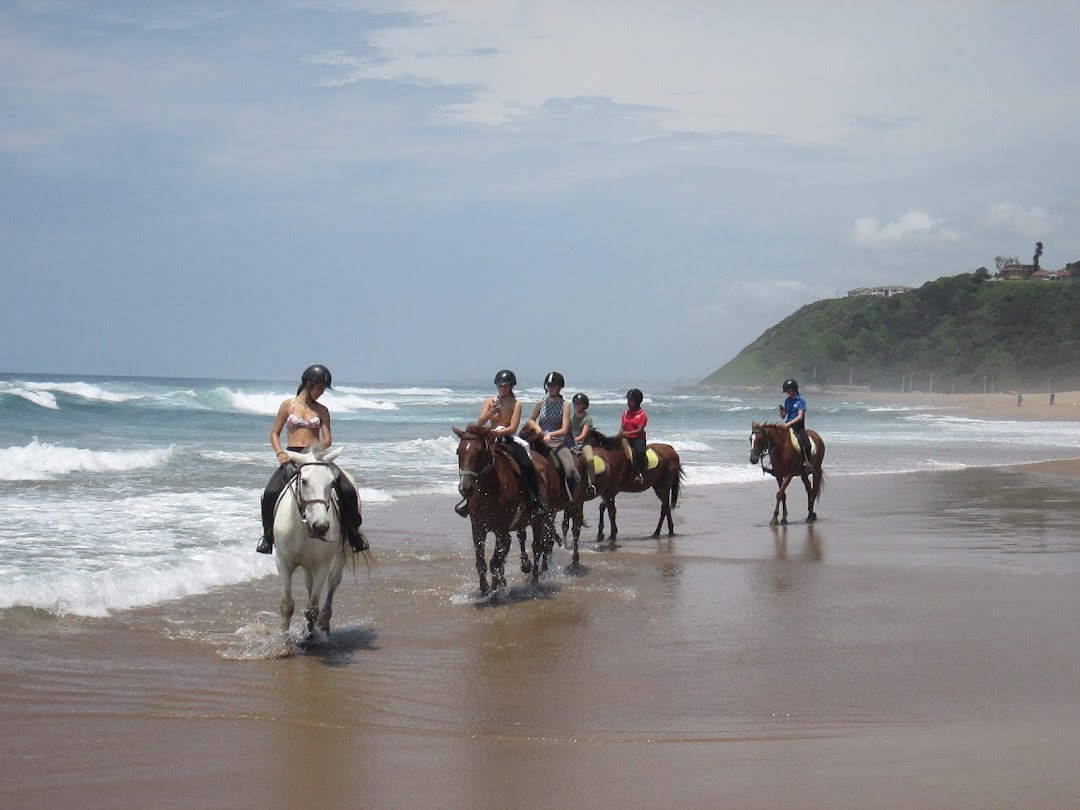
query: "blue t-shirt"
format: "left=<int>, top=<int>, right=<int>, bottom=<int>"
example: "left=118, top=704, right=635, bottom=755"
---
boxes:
left=783, top=394, right=807, bottom=425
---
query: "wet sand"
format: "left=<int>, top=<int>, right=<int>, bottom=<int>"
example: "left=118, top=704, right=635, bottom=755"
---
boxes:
left=844, top=388, right=1080, bottom=423
left=5, top=468, right=1080, bottom=809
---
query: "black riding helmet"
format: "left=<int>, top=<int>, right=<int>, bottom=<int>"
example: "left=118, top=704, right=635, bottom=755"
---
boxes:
left=572, top=393, right=589, bottom=409
left=782, top=378, right=799, bottom=392
left=544, top=371, right=565, bottom=388
left=626, top=388, right=644, bottom=406
left=301, top=364, right=333, bottom=388
left=494, top=369, right=517, bottom=387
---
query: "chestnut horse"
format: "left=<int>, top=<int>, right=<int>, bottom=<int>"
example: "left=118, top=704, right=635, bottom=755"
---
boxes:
left=517, top=423, right=587, bottom=569
left=587, top=430, right=684, bottom=542
left=749, top=421, right=825, bottom=525
left=453, top=425, right=560, bottom=595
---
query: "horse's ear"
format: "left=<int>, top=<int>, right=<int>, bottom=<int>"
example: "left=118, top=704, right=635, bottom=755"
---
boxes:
left=751, top=421, right=760, bottom=429
left=320, top=445, right=343, bottom=464
left=453, top=426, right=465, bottom=438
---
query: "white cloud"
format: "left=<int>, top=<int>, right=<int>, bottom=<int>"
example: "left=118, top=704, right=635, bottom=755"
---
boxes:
left=851, top=211, right=962, bottom=251
left=983, top=202, right=1063, bottom=239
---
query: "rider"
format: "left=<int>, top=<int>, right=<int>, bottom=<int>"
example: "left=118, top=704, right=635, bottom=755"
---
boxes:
left=618, top=388, right=648, bottom=484
left=476, top=369, right=545, bottom=515
left=529, top=371, right=580, bottom=499
left=570, top=392, right=597, bottom=498
left=779, top=378, right=812, bottom=473
left=256, top=364, right=368, bottom=555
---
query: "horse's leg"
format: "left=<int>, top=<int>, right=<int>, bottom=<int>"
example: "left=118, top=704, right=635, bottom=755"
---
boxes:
left=472, top=522, right=490, bottom=595
left=773, top=475, right=793, bottom=525
left=517, top=529, right=532, bottom=574
left=316, top=554, right=346, bottom=634
left=803, top=472, right=817, bottom=522
left=608, top=498, right=619, bottom=542
left=278, top=562, right=297, bottom=644
left=561, top=510, right=570, bottom=544
left=596, top=500, right=607, bottom=542
left=570, top=505, right=582, bottom=567
left=653, top=488, right=672, bottom=539
left=302, top=567, right=323, bottom=637
left=491, top=529, right=512, bottom=591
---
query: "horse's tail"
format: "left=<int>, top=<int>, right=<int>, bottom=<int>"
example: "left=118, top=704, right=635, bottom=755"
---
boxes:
left=812, top=468, right=825, bottom=501
left=671, top=461, right=684, bottom=508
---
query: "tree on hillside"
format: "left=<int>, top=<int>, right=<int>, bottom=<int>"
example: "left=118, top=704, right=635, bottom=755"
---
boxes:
left=995, top=255, right=1020, bottom=272
left=1032, top=241, right=1043, bottom=276
left=973, top=266, right=991, bottom=283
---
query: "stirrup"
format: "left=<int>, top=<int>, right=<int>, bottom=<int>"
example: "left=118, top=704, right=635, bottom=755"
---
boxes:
left=585, top=485, right=597, bottom=498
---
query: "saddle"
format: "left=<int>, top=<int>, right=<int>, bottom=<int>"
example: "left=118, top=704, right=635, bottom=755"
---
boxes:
left=786, top=429, right=816, bottom=457
left=619, top=439, right=659, bottom=470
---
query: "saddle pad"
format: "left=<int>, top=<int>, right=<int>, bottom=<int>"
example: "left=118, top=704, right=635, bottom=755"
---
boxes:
left=617, top=441, right=660, bottom=470
left=590, top=455, right=607, bottom=475
left=787, top=429, right=816, bottom=456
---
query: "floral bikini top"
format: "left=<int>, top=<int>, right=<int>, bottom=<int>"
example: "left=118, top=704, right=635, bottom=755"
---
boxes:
left=285, top=399, right=322, bottom=433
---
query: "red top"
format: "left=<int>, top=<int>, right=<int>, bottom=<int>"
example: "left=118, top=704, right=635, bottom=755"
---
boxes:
left=621, top=408, right=647, bottom=439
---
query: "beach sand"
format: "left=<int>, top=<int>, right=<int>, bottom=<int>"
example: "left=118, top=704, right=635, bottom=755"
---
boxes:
left=5, top=464, right=1080, bottom=809
left=841, top=388, right=1080, bottom=423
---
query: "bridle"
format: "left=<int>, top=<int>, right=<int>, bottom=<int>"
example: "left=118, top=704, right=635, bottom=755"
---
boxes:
left=750, top=426, right=774, bottom=474
left=455, top=432, right=499, bottom=514
left=288, top=462, right=337, bottom=533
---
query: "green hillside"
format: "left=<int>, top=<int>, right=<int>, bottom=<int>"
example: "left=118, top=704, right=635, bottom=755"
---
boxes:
left=700, top=274, right=1080, bottom=393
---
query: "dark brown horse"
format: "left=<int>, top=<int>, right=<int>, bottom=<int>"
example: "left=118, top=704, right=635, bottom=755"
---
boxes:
left=517, top=423, right=587, bottom=569
left=749, top=421, right=826, bottom=525
left=587, top=430, right=684, bottom=542
left=453, top=425, right=560, bottom=595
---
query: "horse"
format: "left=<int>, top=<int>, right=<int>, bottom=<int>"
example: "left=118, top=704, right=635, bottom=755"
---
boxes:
left=517, top=423, right=587, bottom=570
left=586, top=430, right=684, bottom=543
left=453, top=425, right=560, bottom=596
left=748, top=421, right=826, bottom=525
left=272, top=445, right=364, bottom=650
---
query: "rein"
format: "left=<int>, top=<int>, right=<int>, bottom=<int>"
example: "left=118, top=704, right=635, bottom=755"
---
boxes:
left=455, top=433, right=498, bottom=515
left=751, top=427, right=775, bottom=474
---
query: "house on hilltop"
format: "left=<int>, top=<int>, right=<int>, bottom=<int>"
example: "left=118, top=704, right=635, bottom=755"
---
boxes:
left=846, top=284, right=912, bottom=298
left=995, top=263, right=1076, bottom=281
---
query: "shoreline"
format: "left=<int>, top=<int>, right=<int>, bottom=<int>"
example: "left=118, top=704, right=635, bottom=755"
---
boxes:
left=837, top=388, right=1080, bottom=422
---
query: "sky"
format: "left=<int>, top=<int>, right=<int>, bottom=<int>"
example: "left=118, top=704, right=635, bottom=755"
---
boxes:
left=3, top=1, right=1079, bottom=388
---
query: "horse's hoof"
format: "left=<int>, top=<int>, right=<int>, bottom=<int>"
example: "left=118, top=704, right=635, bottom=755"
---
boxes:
left=807, top=513, right=817, bottom=522
left=520, top=561, right=532, bottom=574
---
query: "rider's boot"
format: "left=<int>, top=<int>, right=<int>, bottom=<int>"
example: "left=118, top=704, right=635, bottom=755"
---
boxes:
left=256, top=534, right=273, bottom=554
left=348, top=526, right=369, bottom=553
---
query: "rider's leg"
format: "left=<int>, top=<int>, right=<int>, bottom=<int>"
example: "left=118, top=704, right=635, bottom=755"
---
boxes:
left=257, top=463, right=292, bottom=553
left=630, top=437, right=647, bottom=483
left=796, top=428, right=812, bottom=472
left=582, top=445, right=597, bottom=497
left=509, top=442, right=545, bottom=514
left=556, top=446, right=577, bottom=499
left=335, top=473, right=369, bottom=552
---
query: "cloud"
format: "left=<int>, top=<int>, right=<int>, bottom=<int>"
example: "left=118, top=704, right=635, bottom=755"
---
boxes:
left=983, top=202, right=1063, bottom=239
left=851, top=211, right=962, bottom=251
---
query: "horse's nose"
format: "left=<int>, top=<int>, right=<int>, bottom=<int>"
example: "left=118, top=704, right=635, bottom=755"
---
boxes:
left=458, top=477, right=473, bottom=498
left=310, top=519, right=329, bottom=538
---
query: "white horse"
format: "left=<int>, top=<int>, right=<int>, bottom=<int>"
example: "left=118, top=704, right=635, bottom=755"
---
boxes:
left=272, top=445, right=357, bottom=650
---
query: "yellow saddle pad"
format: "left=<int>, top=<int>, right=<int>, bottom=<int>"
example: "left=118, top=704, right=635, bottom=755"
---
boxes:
left=787, top=429, right=817, bottom=456
left=617, top=440, right=660, bottom=470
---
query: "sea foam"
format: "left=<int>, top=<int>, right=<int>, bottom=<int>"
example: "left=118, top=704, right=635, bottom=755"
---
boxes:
left=0, top=439, right=174, bottom=481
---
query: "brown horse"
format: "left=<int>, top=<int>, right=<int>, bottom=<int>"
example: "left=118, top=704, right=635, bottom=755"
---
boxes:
left=587, top=430, right=684, bottom=542
left=453, top=425, right=561, bottom=595
left=749, top=421, right=826, bottom=525
left=517, top=423, right=587, bottom=569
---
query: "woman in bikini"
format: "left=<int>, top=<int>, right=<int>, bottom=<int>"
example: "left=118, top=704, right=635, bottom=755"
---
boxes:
left=256, top=364, right=368, bottom=554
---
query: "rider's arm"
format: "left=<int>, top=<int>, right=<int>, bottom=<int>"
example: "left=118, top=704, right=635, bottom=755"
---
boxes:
left=785, top=408, right=805, bottom=429
left=574, top=416, right=592, bottom=445
left=270, top=400, right=290, bottom=462
left=546, top=401, right=571, bottom=441
left=317, top=403, right=332, bottom=447
left=477, top=396, right=496, bottom=426
left=528, top=400, right=542, bottom=422
left=494, top=401, right=523, bottom=436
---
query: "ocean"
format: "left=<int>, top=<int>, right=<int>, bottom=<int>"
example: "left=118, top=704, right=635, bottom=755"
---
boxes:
left=3, top=372, right=1080, bottom=618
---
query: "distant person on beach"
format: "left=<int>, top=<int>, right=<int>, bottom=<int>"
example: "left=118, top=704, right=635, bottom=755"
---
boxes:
left=618, top=388, right=648, bottom=483
left=1050, top=391, right=1055, bottom=406
left=1018, top=392, right=1023, bottom=407
left=529, top=371, right=580, bottom=499
left=779, top=378, right=813, bottom=473
left=257, top=364, right=367, bottom=555
left=473, top=369, right=544, bottom=516
left=570, top=392, right=597, bottom=498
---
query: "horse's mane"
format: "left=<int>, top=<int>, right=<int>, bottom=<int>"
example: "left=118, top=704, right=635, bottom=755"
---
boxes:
left=589, top=428, right=623, bottom=452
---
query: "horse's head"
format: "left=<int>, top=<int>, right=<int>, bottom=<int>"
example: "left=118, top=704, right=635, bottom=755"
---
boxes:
left=284, top=445, right=343, bottom=539
left=748, top=421, right=771, bottom=465
left=453, top=425, right=494, bottom=499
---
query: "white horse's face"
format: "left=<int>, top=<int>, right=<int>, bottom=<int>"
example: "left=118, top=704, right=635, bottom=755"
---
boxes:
left=295, top=461, right=339, bottom=539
